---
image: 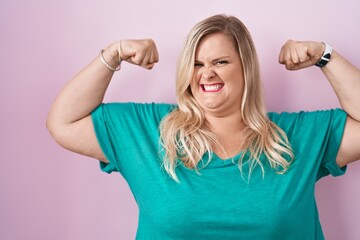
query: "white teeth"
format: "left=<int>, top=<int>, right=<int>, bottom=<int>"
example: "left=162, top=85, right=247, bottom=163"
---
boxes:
left=203, top=84, right=223, bottom=91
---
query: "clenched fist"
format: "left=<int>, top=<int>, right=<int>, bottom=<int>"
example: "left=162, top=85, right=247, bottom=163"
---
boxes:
left=119, top=39, right=159, bottom=69
left=278, top=40, right=325, bottom=70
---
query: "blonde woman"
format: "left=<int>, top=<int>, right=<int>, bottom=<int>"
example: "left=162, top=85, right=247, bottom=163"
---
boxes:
left=47, top=14, right=360, bottom=239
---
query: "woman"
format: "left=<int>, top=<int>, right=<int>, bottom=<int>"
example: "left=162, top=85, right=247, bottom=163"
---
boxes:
left=47, top=14, right=360, bottom=239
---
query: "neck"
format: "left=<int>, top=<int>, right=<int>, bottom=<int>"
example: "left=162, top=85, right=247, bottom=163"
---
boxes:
left=205, top=111, right=246, bottom=159
left=205, top=110, right=245, bottom=135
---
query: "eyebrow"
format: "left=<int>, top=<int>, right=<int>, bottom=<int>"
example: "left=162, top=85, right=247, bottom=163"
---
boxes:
left=194, top=56, right=231, bottom=62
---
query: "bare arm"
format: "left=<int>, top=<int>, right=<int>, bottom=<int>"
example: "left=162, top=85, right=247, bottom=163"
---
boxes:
left=46, top=39, right=159, bottom=162
left=278, top=40, right=360, bottom=166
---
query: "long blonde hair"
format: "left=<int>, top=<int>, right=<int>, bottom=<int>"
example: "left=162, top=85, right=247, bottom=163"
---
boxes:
left=160, top=14, right=293, bottom=181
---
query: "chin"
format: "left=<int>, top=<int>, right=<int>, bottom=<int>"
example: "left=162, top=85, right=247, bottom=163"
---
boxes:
left=201, top=101, right=221, bottom=109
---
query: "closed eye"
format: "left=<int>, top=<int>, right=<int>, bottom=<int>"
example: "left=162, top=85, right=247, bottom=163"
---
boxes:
left=194, top=62, right=203, bottom=68
left=216, top=60, right=229, bottom=65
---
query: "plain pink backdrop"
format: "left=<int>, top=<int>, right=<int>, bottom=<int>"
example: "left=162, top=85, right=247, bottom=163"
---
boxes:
left=1, top=0, right=360, bottom=239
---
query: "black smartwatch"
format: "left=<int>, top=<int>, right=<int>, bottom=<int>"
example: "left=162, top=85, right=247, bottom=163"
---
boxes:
left=315, top=42, right=333, bottom=67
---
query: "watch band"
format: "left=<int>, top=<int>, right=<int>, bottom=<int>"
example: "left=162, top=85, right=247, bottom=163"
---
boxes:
left=315, top=42, right=333, bottom=67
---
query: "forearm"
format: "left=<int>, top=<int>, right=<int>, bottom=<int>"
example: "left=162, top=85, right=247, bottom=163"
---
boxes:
left=322, top=51, right=360, bottom=120
left=47, top=42, right=119, bottom=127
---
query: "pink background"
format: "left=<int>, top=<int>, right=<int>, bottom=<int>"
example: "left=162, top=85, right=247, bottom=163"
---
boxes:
left=1, top=0, right=360, bottom=239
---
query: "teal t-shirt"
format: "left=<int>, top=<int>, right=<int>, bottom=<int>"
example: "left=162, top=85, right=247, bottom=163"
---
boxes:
left=91, top=102, right=347, bottom=240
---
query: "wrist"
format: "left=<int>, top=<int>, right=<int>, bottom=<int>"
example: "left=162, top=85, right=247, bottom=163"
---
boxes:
left=99, top=42, right=122, bottom=72
left=99, top=42, right=121, bottom=72
left=315, top=42, right=333, bottom=67
left=104, top=43, right=120, bottom=65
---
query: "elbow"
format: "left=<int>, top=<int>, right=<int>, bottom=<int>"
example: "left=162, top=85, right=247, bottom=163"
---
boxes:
left=46, top=115, right=57, bottom=138
left=46, top=121, right=70, bottom=151
left=45, top=117, right=52, bottom=134
left=46, top=115, right=65, bottom=146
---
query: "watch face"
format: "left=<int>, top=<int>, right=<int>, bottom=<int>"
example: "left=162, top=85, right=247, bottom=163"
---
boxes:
left=323, top=53, right=331, bottom=60
left=315, top=52, right=331, bottom=67
left=316, top=43, right=332, bottom=67
left=315, top=59, right=328, bottom=67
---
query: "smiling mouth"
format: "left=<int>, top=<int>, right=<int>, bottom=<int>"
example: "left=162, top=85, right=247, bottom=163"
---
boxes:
left=201, top=83, right=224, bottom=92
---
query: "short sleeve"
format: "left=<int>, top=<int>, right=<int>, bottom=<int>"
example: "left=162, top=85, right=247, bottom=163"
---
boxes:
left=316, top=109, right=348, bottom=179
left=91, top=102, right=174, bottom=175
left=91, top=104, right=121, bottom=173
left=269, top=109, right=348, bottom=180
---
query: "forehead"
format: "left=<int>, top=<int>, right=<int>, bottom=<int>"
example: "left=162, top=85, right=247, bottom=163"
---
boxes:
left=195, top=32, right=237, bottom=59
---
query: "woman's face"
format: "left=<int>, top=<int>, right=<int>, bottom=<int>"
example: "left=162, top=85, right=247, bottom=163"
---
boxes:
left=190, top=32, right=245, bottom=117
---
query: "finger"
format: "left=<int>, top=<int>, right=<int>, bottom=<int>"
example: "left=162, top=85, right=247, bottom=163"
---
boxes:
left=279, top=50, right=293, bottom=69
left=290, top=46, right=313, bottom=70
left=130, top=50, right=146, bottom=65
left=278, top=46, right=285, bottom=64
left=290, top=47, right=300, bottom=64
left=282, top=48, right=295, bottom=69
left=296, top=47, right=310, bottom=63
left=153, top=46, right=159, bottom=62
left=141, top=52, right=152, bottom=67
left=148, top=51, right=156, bottom=65
left=144, top=63, right=155, bottom=70
left=278, top=40, right=294, bottom=64
left=150, top=48, right=159, bottom=64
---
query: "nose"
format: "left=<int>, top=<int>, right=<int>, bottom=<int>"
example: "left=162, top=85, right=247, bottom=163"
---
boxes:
left=201, top=66, right=216, bottom=80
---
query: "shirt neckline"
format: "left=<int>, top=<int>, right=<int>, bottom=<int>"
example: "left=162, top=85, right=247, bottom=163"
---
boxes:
left=194, top=152, right=244, bottom=169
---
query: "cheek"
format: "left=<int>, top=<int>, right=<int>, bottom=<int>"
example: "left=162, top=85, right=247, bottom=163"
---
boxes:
left=190, top=85, right=198, bottom=99
left=190, top=76, right=198, bottom=91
